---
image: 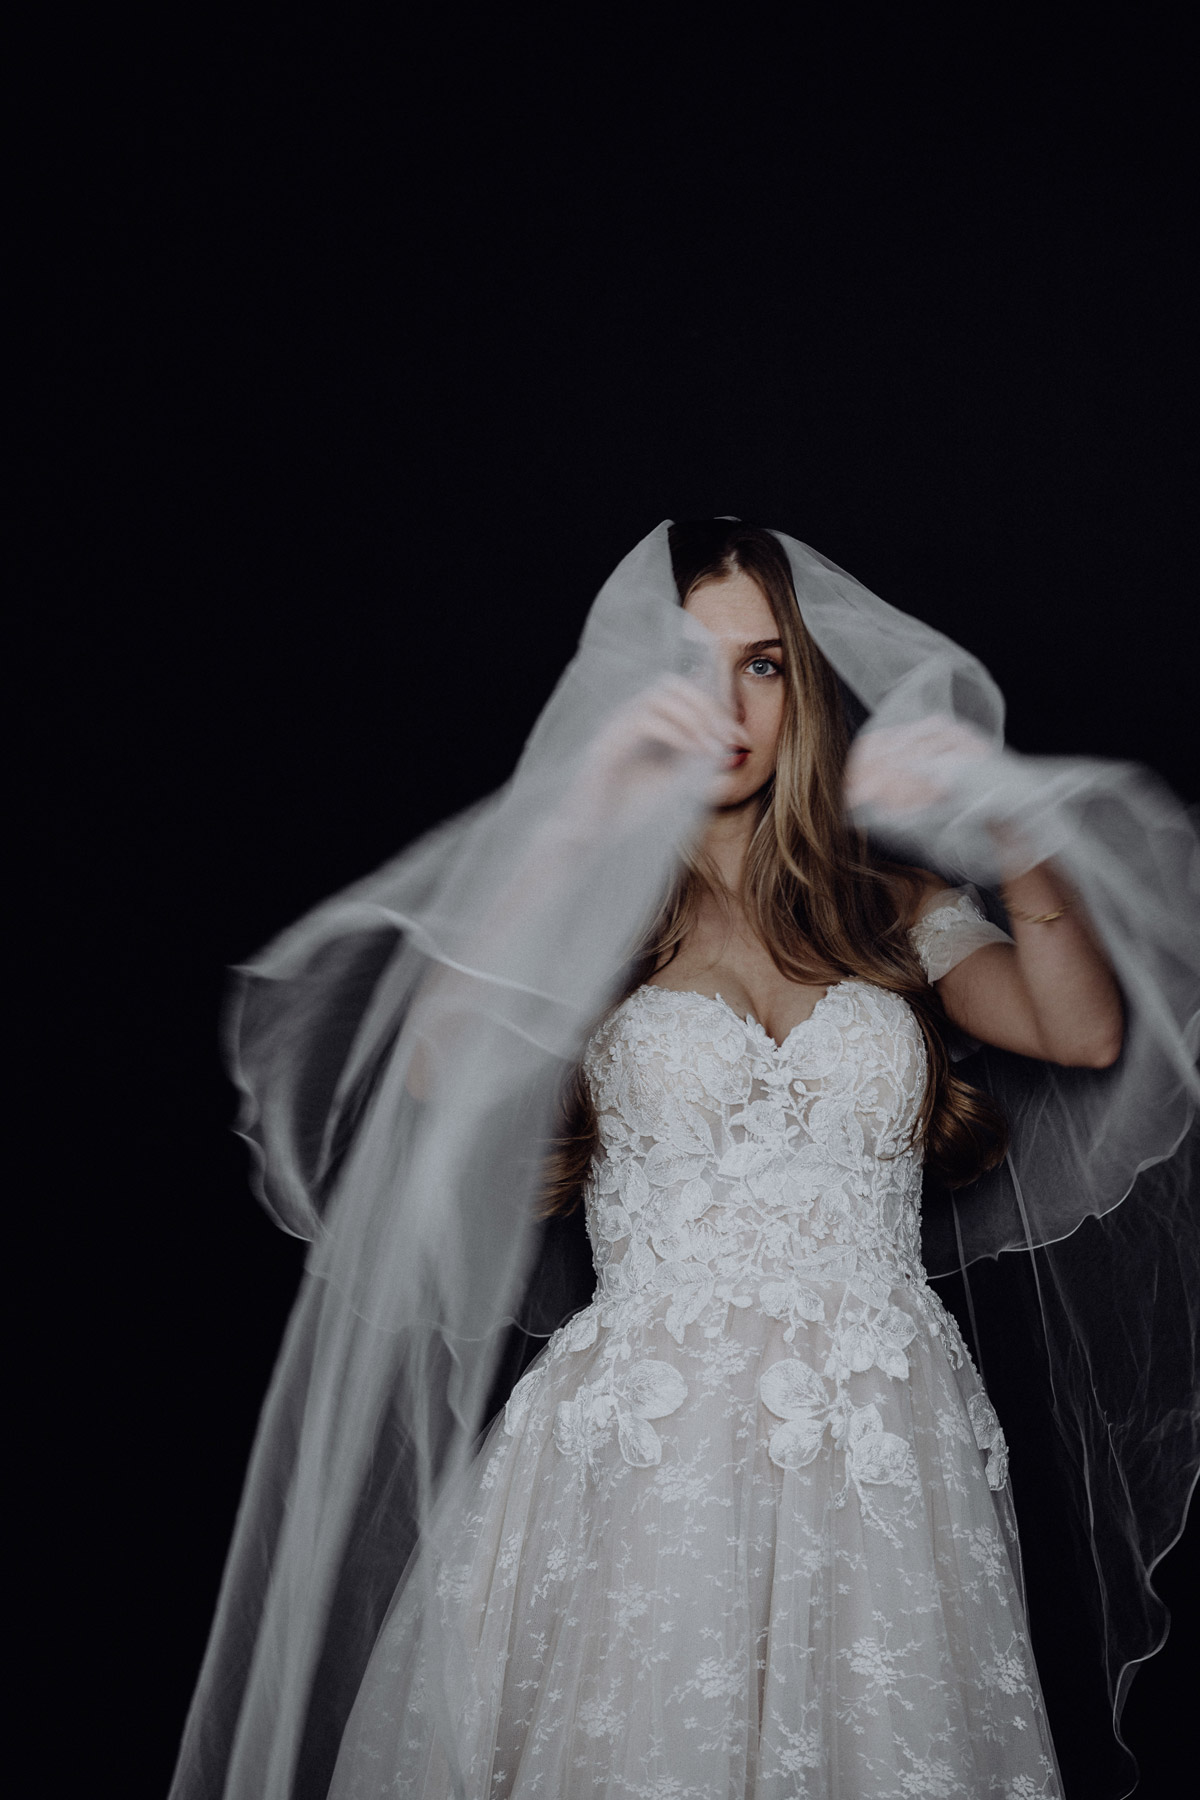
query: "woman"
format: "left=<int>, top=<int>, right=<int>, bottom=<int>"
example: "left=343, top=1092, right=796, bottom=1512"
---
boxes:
left=172, top=522, right=1198, bottom=1800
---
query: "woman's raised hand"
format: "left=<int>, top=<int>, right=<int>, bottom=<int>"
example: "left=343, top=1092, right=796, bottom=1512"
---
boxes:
left=844, top=715, right=996, bottom=818
left=564, top=674, right=733, bottom=833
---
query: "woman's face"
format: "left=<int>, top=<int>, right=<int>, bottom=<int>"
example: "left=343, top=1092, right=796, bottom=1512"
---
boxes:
left=684, top=570, right=787, bottom=808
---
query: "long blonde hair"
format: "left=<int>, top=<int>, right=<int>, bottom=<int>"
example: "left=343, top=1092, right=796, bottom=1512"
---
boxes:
left=541, top=521, right=1006, bottom=1213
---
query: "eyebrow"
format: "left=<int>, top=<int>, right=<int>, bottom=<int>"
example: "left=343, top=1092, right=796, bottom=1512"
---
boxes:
left=742, top=638, right=782, bottom=653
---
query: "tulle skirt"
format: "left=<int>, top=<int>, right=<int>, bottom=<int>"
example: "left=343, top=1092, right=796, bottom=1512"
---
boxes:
left=331, top=1283, right=1062, bottom=1799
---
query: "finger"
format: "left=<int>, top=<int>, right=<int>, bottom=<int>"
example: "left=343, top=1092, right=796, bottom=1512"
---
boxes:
left=644, top=694, right=728, bottom=747
left=634, top=717, right=722, bottom=758
left=645, top=687, right=732, bottom=747
left=651, top=674, right=734, bottom=733
left=605, top=707, right=715, bottom=761
left=603, top=700, right=715, bottom=759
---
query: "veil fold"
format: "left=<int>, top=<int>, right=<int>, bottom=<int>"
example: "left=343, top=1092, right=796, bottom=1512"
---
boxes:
left=170, top=523, right=1199, bottom=1799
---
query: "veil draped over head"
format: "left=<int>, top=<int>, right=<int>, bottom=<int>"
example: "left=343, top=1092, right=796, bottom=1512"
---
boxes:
left=170, top=524, right=1199, bottom=1800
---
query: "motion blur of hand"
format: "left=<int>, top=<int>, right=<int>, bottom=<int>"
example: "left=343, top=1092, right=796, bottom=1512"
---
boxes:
left=565, top=675, right=734, bottom=831
left=844, top=716, right=996, bottom=818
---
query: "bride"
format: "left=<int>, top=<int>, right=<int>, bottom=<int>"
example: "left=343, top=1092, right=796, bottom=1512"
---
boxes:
left=172, top=520, right=1198, bottom=1799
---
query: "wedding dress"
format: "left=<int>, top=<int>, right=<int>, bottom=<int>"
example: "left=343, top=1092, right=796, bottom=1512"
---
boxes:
left=331, top=891, right=1062, bottom=1799
left=169, top=525, right=1197, bottom=1800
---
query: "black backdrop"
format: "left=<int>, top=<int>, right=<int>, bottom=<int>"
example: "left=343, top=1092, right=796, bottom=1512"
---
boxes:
left=23, top=12, right=1196, bottom=1798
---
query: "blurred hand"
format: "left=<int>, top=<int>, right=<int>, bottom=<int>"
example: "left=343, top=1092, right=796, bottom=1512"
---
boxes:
left=566, top=675, right=733, bottom=831
left=844, top=715, right=996, bottom=817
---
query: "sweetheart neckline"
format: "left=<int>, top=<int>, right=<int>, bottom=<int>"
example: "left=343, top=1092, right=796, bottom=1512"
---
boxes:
left=632, top=980, right=855, bottom=1054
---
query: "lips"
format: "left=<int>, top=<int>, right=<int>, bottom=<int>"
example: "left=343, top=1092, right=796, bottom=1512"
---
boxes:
left=724, top=748, right=750, bottom=768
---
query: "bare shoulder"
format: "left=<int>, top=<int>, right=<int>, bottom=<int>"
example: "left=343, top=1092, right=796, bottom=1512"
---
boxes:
left=888, top=864, right=951, bottom=930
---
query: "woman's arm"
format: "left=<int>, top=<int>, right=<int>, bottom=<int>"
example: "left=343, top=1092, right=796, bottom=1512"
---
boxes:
left=407, top=676, right=731, bottom=1095
left=924, top=864, right=1124, bottom=1068
left=848, top=721, right=1125, bottom=1070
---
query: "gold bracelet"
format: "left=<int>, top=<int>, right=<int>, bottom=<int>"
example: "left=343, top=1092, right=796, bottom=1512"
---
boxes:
left=1005, top=900, right=1072, bottom=925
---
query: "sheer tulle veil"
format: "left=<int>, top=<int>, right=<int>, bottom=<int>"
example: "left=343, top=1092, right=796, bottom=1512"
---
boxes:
left=169, top=522, right=1199, bottom=1799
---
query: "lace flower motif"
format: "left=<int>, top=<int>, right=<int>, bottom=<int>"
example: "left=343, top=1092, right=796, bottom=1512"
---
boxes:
left=841, top=1402, right=917, bottom=1490
left=553, top=1358, right=688, bottom=1473
left=969, top=1389, right=1011, bottom=1490
left=759, top=1358, right=917, bottom=1496
left=759, top=1357, right=832, bottom=1469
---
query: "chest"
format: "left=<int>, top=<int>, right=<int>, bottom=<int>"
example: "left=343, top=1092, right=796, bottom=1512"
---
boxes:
left=584, top=981, right=929, bottom=1165
left=646, top=926, right=838, bottom=1050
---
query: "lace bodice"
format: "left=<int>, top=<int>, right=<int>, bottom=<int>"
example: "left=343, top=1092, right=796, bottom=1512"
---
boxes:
left=584, top=979, right=929, bottom=1333
left=505, top=891, right=1014, bottom=1491
left=579, top=890, right=1010, bottom=1347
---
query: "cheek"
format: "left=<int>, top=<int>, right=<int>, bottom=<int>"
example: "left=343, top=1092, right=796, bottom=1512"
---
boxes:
left=752, top=686, right=786, bottom=760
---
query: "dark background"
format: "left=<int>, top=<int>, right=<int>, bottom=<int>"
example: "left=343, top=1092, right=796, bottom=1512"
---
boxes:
left=23, top=11, right=1196, bottom=1797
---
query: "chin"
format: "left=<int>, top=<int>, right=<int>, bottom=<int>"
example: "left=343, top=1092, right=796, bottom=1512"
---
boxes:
left=712, top=774, right=766, bottom=809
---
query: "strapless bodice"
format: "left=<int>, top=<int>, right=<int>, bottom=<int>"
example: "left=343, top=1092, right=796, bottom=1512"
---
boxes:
left=579, top=980, right=932, bottom=1346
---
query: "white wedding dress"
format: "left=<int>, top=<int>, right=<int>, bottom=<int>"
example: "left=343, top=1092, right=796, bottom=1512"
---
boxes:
left=332, top=893, right=1063, bottom=1800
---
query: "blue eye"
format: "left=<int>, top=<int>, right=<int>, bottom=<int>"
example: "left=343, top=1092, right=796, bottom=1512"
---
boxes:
left=747, top=657, right=780, bottom=678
